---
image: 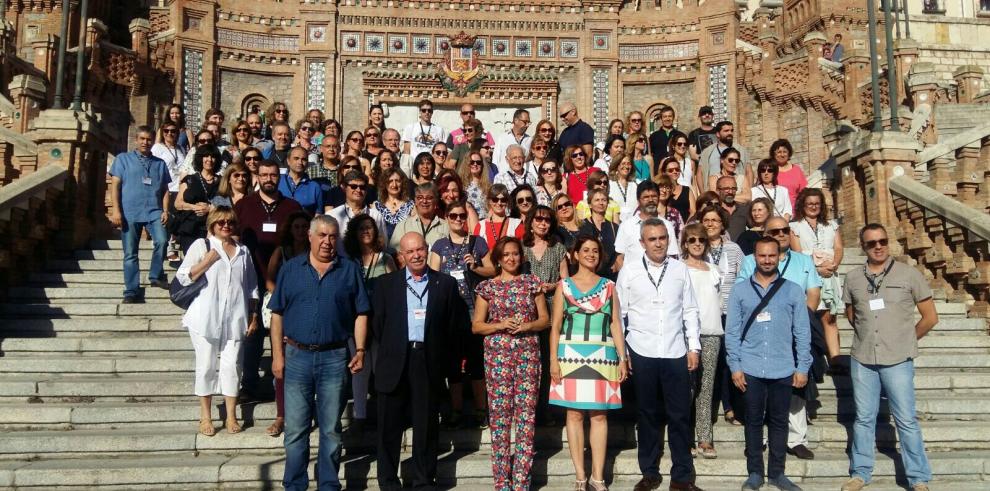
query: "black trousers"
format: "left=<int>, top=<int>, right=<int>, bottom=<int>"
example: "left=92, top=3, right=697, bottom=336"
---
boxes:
left=743, top=374, right=791, bottom=479
left=377, top=346, right=440, bottom=490
left=629, top=348, right=695, bottom=483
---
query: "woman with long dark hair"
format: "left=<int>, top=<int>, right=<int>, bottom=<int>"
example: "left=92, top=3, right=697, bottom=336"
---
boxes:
left=158, top=103, right=193, bottom=152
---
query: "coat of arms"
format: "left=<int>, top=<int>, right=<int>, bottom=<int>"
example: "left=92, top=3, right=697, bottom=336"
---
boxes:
left=437, top=32, right=486, bottom=97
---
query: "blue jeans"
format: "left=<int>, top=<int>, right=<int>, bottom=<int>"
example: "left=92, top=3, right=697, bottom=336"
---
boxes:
left=120, top=218, right=168, bottom=298
left=850, top=358, right=931, bottom=486
left=282, top=345, right=348, bottom=491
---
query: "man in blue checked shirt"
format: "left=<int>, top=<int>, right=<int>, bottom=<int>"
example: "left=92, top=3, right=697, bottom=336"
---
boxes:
left=726, top=236, right=811, bottom=491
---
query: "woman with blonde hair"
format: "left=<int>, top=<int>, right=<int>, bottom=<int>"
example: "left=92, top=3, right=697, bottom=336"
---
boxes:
left=176, top=206, right=259, bottom=436
left=459, top=149, right=492, bottom=220
left=211, top=162, right=252, bottom=209
left=625, top=133, right=654, bottom=182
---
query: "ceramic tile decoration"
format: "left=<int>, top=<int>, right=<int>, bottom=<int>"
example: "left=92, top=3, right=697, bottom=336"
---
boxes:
left=618, top=42, right=699, bottom=61
left=308, top=25, right=327, bottom=43
left=592, top=33, right=608, bottom=50
left=492, top=38, right=509, bottom=57
left=592, top=68, right=609, bottom=138
left=708, top=63, right=729, bottom=121
left=475, top=37, right=487, bottom=56
left=537, top=39, right=555, bottom=58
left=366, top=33, right=385, bottom=53
left=182, top=49, right=204, bottom=132
left=515, top=38, right=533, bottom=57
left=435, top=36, right=450, bottom=54
left=389, top=35, right=408, bottom=54
left=217, top=28, right=298, bottom=52
left=412, top=35, right=431, bottom=54
left=342, top=32, right=361, bottom=52
left=307, top=61, right=327, bottom=112
left=560, top=39, right=578, bottom=58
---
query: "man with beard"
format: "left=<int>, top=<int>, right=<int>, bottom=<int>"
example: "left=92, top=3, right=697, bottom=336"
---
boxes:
left=687, top=106, right=717, bottom=161
left=698, top=121, right=751, bottom=186
left=613, top=180, right=680, bottom=271
left=234, top=159, right=304, bottom=399
left=715, top=175, right=752, bottom=240
left=247, top=112, right=274, bottom=159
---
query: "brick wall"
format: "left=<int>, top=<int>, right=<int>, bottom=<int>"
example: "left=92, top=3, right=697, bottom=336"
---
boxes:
left=217, top=70, right=295, bottom=124
left=621, top=81, right=694, bottom=132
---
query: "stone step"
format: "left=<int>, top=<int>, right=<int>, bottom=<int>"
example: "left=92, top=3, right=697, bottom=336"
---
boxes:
left=0, top=303, right=184, bottom=318
left=8, top=286, right=172, bottom=301
left=29, top=272, right=165, bottom=286
left=0, top=317, right=180, bottom=334
left=0, top=335, right=193, bottom=353
left=74, top=249, right=158, bottom=261
left=46, top=259, right=175, bottom=272
left=0, top=445, right=987, bottom=487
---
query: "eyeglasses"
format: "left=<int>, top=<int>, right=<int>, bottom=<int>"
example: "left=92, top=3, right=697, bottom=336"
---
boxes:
left=532, top=215, right=551, bottom=223
left=556, top=201, right=573, bottom=210
left=216, top=219, right=238, bottom=228
left=726, top=158, right=740, bottom=163
left=162, top=129, right=177, bottom=134
left=658, top=185, right=672, bottom=191
left=470, top=159, right=483, bottom=166
left=701, top=218, right=722, bottom=225
left=420, top=108, right=433, bottom=113
left=460, top=110, right=475, bottom=116
left=490, top=196, right=508, bottom=204
left=516, top=196, right=534, bottom=205
left=346, top=183, right=367, bottom=191
left=447, top=212, right=468, bottom=221
left=717, top=187, right=738, bottom=192
left=433, top=150, right=449, bottom=156
left=767, top=227, right=791, bottom=236
left=415, top=195, right=436, bottom=202
left=864, top=238, right=889, bottom=249
left=540, top=167, right=557, bottom=174
left=571, top=152, right=585, bottom=159
left=231, top=173, right=247, bottom=179
left=686, top=236, right=707, bottom=245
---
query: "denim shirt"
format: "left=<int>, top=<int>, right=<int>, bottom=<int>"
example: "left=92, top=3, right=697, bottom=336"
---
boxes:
left=109, top=151, right=171, bottom=223
left=277, top=174, right=324, bottom=216
left=725, top=274, right=812, bottom=379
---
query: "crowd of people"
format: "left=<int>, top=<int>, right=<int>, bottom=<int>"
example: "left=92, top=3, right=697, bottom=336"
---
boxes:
left=108, top=100, right=937, bottom=491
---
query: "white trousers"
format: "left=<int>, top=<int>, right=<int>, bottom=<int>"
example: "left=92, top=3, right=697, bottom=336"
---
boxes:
left=190, top=332, right=242, bottom=398
left=788, top=394, right=809, bottom=447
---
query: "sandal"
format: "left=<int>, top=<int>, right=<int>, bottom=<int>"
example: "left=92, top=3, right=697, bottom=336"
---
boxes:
left=226, top=420, right=243, bottom=434
left=724, top=411, right=742, bottom=426
left=588, top=478, right=608, bottom=491
left=266, top=417, right=284, bottom=437
left=690, top=446, right=697, bottom=458
left=698, top=442, right=718, bottom=459
left=574, top=479, right=587, bottom=491
left=199, top=419, right=216, bottom=437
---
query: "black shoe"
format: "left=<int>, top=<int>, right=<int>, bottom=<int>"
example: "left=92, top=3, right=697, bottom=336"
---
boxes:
left=149, top=278, right=169, bottom=289
left=350, top=418, right=365, bottom=435
left=122, top=296, right=144, bottom=304
left=442, top=411, right=462, bottom=430
left=634, top=476, right=663, bottom=491
left=787, top=444, right=815, bottom=460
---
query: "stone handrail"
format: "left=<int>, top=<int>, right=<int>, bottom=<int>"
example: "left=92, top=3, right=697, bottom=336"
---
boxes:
left=0, top=164, right=69, bottom=293
left=918, top=122, right=990, bottom=163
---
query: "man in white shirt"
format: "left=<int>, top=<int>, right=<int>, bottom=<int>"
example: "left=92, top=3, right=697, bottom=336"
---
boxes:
left=329, top=170, right=386, bottom=237
left=614, top=180, right=679, bottom=270
left=401, top=99, right=446, bottom=176
left=493, top=145, right=538, bottom=194
left=151, top=121, right=186, bottom=194
left=491, top=109, right=533, bottom=174
left=617, top=218, right=703, bottom=491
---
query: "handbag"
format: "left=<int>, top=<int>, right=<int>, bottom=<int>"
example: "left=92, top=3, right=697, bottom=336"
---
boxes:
left=169, top=238, right=208, bottom=309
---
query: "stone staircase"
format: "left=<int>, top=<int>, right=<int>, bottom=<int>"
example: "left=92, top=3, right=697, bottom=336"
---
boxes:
left=0, top=241, right=988, bottom=489
left=932, top=103, right=990, bottom=142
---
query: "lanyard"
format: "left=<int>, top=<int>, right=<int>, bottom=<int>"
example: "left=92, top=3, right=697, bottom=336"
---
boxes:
left=806, top=218, right=822, bottom=248
left=406, top=278, right=429, bottom=307
left=261, top=198, right=279, bottom=221
left=488, top=218, right=509, bottom=243
left=709, top=243, right=723, bottom=268
left=864, top=260, right=895, bottom=295
left=760, top=184, right=776, bottom=205
left=642, top=257, right=669, bottom=293
left=509, top=170, right=529, bottom=187
left=448, top=235, right=469, bottom=264
left=419, top=217, right=439, bottom=238
left=749, top=275, right=781, bottom=299
left=513, top=132, right=527, bottom=145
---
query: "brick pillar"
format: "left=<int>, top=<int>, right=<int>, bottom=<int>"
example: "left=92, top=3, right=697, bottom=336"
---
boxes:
left=8, top=75, right=47, bottom=134
left=841, top=50, right=870, bottom=124
left=892, top=38, right=919, bottom=100
left=906, top=62, right=939, bottom=144
left=127, top=19, right=152, bottom=134
left=954, top=65, right=985, bottom=104
left=30, top=34, right=58, bottom=102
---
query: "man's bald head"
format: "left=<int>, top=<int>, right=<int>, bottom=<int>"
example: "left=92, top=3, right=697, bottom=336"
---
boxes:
left=399, top=232, right=428, bottom=274
left=764, top=216, right=790, bottom=250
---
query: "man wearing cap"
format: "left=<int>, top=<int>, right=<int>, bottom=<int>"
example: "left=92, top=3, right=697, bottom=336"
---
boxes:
left=648, top=106, right=684, bottom=162
left=687, top=106, right=717, bottom=162
left=557, top=101, right=595, bottom=159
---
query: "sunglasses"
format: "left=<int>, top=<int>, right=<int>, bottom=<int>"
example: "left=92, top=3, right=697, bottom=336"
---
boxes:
left=532, top=215, right=551, bottom=223
left=666, top=168, right=681, bottom=174
left=162, top=128, right=177, bottom=134
left=864, top=238, right=889, bottom=249
left=540, top=167, right=557, bottom=174
left=420, top=108, right=433, bottom=113
left=349, top=137, right=363, bottom=142
left=482, top=146, right=493, bottom=151
left=539, top=128, right=554, bottom=133
left=463, top=127, right=475, bottom=133
left=674, top=142, right=687, bottom=147
left=216, top=219, right=238, bottom=228
left=342, top=165, right=361, bottom=171
left=244, top=155, right=261, bottom=162
left=300, top=126, right=313, bottom=132
left=447, top=212, right=468, bottom=221
left=531, top=145, right=547, bottom=151
left=767, top=227, right=791, bottom=236
left=630, top=118, right=643, bottom=123
left=556, top=201, right=573, bottom=210
left=433, top=150, right=449, bottom=156
left=346, top=183, right=367, bottom=191
left=490, top=196, right=508, bottom=204
left=197, top=139, right=212, bottom=145
left=516, top=196, right=534, bottom=205
left=275, top=109, right=287, bottom=114
left=470, top=159, right=483, bottom=166
left=235, top=127, right=249, bottom=133
left=231, top=173, right=247, bottom=179
left=726, top=158, right=741, bottom=163
left=571, top=152, right=585, bottom=158
left=461, top=110, right=475, bottom=116
left=758, top=168, right=775, bottom=174
left=686, top=236, right=708, bottom=245
left=365, top=133, right=379, bottom=138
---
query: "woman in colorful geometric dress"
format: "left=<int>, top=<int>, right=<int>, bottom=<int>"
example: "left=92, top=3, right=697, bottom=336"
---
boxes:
left=473, top=236, right=550, bottom=491
left=549, top=235, right=628, bottom=491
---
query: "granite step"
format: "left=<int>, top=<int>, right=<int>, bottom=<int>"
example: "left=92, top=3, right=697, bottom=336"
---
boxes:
left=0, top=317, right=182, bottom=333
left=7, top=286, right=172, bottom=301
left=0, top=303, right=184, bottom=318
left=46, top=259, right=175, bottom=272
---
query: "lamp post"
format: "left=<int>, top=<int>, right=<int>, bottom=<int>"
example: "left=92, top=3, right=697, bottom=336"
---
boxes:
left=53, top=0, right=71, bottom=109
left=882, top=0, right=899, bottom=126
left=867, top=0, right=883, bottom=131
left=70, top=0, right=89, bottom=111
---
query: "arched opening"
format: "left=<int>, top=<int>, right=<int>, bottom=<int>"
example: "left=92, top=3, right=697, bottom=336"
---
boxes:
left=240, top=94, right=271, bottom=121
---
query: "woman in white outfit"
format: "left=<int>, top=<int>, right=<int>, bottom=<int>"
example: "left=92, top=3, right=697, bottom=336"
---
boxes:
left=750, top=159, right=793, bottom=220
left=176, top=206, right=259, bottom=436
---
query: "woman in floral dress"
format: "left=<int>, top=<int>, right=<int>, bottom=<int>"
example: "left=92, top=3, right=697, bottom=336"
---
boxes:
left=549, top=235, right=627, bottom=491
left=473, top=236, right=550, bottom=491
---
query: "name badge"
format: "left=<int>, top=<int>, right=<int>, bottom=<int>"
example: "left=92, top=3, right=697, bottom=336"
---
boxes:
left=262, top=222, right=277, bottom=233
left=142, top=176, right=153, bottom=186
left=279, top=167, right=288, bottom=175
left=413, top=308, right=427, bottom=320
left=450, top=269, right=465, bottom=280
left=869, top=298, right=885, bottom=311
left=651, top=298, right=663, bottom=306
left=756, top=311, right=772, bottom=323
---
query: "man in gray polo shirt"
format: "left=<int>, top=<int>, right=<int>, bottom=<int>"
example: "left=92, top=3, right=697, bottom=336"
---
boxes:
left=840, top=223, right=937, bottom=491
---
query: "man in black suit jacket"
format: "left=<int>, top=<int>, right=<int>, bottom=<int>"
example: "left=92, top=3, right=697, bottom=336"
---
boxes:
left=372, top=231, right=467, bottom=490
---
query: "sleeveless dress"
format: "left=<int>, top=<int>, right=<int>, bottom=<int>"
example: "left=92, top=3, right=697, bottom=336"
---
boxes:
left=790, top=218, right=842, bottom=314
left=633, top=157, right=651, bottom=181
left=549, top=277, right=622, bottom=410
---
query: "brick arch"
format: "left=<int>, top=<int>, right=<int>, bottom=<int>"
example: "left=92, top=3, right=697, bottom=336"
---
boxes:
left=643, top=101, right=674, bottom=133
left=240, top=93, right=271, bottom=121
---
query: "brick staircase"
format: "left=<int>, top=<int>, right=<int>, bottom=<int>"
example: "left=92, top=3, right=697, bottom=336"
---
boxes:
left=0, top=241, right=988, bottom=489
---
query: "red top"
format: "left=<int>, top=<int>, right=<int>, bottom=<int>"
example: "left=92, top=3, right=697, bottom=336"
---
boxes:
left=566, top=169, right=591, bottom=205
left=777, top=165, right=808, bottom=209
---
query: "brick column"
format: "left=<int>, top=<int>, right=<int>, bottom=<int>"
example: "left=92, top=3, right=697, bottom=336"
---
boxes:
left=954, top=65, right=985, bottom=104
left=853, top=131, right=921, bottom=255
left=8, top=75, right=47, bottom=134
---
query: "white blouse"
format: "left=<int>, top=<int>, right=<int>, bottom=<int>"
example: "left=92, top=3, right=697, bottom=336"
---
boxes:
left=751, top=184, right=793, bottom=218
left=688, top=265, right=724, bottom=336
left=176, top=236, right=259, bottom=341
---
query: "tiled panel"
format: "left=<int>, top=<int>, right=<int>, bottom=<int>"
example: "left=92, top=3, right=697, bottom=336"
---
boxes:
left=217, top=28, right=299, bottom=52
left=618, top=42, right=699, bottom=62
left=182, top=48, right=204, bottom=132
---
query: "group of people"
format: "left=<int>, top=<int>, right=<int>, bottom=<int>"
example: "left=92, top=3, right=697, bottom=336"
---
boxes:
left=108, top=100, right=937, bottom=491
